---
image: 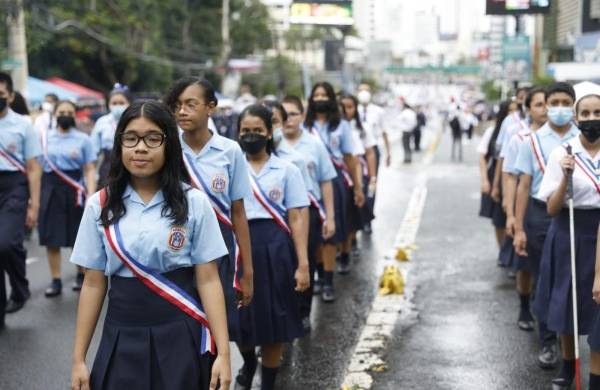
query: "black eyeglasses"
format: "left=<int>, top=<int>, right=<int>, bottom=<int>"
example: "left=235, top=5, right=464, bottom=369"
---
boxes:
left=119, top=132, right=166, bottom=148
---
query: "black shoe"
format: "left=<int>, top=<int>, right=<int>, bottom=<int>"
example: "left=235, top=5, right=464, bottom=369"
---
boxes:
left=551, top=375, right=573, bottom=390
left=4, top=299, right=26, bottom=314
left=302, top=317, right=311, bottom=333
left=44, top=279, right=62, bottom=298
left=313, top=279, right=323, bottom=295
left=538, top=344, right=558, bottom=369
left=322, top=285, right=336, bottom=303
left=72, top=272, right=84, bottom=291
left=517, top=309, right=535, bottom=331
left=235, top=365, right=254, bottom=389
left=338, top=258, right=351, bottom=275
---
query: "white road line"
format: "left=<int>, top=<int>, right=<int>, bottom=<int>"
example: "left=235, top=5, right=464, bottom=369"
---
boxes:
left=341, top=121, right=442, bottom=390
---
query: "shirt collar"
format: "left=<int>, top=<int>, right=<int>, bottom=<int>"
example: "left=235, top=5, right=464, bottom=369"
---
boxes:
left=123, top=184, right=165, bottom=207
left=0, top=109, right=18, bottom=125
left=180, top=130, right=225, bottom=157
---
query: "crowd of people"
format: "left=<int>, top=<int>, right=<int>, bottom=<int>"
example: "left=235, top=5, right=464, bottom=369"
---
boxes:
left=478, top=81, right=600, bottom=389
left=0, top=71, right=397, bottom=389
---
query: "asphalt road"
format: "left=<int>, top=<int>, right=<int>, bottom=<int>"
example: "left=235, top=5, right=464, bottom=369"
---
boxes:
left=1, top=125, right=581, bottom=390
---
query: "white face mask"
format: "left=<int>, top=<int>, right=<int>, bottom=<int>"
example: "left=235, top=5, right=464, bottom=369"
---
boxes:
left=273, top=127, right=283, bottom=144
left=357, top=90, right=371, bottom=105
left=41, top=102, right=55, bottom=113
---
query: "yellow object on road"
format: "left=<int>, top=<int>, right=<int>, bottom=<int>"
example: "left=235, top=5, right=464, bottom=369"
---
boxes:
left=379, top=266, right=404, bottom=295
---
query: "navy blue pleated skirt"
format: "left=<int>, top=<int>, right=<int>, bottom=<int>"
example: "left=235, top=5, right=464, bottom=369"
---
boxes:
left=324, top=171, right=349, bottom=244
left=38, top=170, right=84, bottom=247
left=91, top=267, right=213, bottom=390
left=218, top=221, right=243, bottom=342
left=534, top=208, right=600, bottom=336
left=238, top=219, right=304, bottom=346
left=498, top=236, right=517, bottom=268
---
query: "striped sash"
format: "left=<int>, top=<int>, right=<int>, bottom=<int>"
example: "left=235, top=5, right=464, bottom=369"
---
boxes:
left=529, top=132, right=547, bottom=174
left=248, top=173, right=291, bottom=235
left=565, top=145, right=600, bottom=195
left=308, top=127, right=354, bottom=188
left=41, top=129, right=86, bottom=206
left=99, top=189, right=216, bottom=354
left=182, top=152, right=242, bottom=291
left=307, top=191, right=326, bottom=223
left=0, top=143, right=27, bottom=174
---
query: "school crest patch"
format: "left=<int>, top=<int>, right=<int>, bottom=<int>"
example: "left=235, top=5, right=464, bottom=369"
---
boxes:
left=7, top=142, right=17, bottom=154
left=167, top=226, right=187, bottom=252
left=330, top=135, right=340, bottom=149
left=70, top=149, right=80, bottom=160
left=268, top=187, right=282, bottom=203
left=211, top=173, right=227, bottom=193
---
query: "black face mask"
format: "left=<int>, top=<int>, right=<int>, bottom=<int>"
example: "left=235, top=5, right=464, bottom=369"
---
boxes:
left=312, top=100, right=331, bottom=113
left=240, top=133, right=268, bottom=155
left=0, top=97, right=7, bottom=112
left=56, top=115, right=76, bottom=129
left=579, top=120, right=600, bottom=144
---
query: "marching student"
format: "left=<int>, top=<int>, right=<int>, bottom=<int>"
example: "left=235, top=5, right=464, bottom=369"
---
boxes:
left=69, top=100, right=231, bottom=390
left=91, top=83, right=131, bottom=187
left=280, top=95, right=337, bottom=329
left=234, top=104, right=310, bottom=390
left=536, top=94, right=600, bottom=389
left=164, top=77, right=254, bottom=343
left=339, top=94, right=376, bottom=255
left=477, top=101, right=513, bottom=253
left=39, top=100, right=96, bottom=297
left=0, top=72, right=42, bottom=324
left=514, top=82, right=580, bottom=369
left=357, top=83, right=391, bottom=233
left=500, top=87, right=547, bottom=331
left=303, top=82, right=362, bottom=302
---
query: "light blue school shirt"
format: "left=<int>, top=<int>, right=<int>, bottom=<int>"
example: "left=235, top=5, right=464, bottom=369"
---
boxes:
left=0, top=109, right=41, bottom=171
left=303, top=119, right=355, bottom=161
left=501, top=130, right=530, bottom=175
left=280, top=130, right=337, bottom=200
left=70, top=184, right=228, bottom=277
left=276, top=140, right=314, bottom=196
left=495, top=113, right=519, bottom=154
left=514, top=122, right=579, bottom=199
left=41, top=128, right=95, bottom=172
left=244, top=155, right=309, bottom=220
left=499, top=119, right=530, bottom=158
left=181, top=131, right=252, bottom=210
left=90, top=113, right=118, bottom=156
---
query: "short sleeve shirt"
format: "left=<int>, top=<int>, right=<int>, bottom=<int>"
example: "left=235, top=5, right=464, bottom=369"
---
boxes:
left=41, top=128, right=96, bottom=172
left=0, top=109, right=42, bottom=171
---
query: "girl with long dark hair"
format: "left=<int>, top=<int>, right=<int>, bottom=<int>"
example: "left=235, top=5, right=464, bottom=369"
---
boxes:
left=303, top=82, right=362, bottom=302
left=234, top=104, right=309, bottom=390
left=69, top=100, right=231, bottom=390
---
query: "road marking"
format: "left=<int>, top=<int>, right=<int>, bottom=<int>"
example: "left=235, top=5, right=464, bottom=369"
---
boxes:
left=341, top=120, right=442, bottom=390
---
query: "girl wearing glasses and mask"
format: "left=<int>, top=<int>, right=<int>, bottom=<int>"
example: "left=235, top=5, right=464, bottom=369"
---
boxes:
left=69, top=100, right=231, bottom=390
left=39, top=100, right=96, bottom=297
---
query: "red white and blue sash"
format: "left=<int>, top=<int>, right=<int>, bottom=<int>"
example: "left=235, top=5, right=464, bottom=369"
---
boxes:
left=529, top=132, right=547, bottom=174
left=513, top=112, right=527, bottom=131
left=182, top=152, right=242, bottom=292
left=307, top=191, right=326, bottom=223
left=99, top=189, right=216, bottom=355
left=41, top=129, right=86, bottom=206
left=0, top=143, right=27, bottom=174
left=308, top=127, right=354, bottom=188
left=564, top=145, right=600, bottom=195
left=516, top=130, right=530, bottom=142
left=248, top=173, right=291, bottom=235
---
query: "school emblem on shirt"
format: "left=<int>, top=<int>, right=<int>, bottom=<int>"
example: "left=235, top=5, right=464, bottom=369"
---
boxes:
left=70, top=149, right=80, bottom=160
left=330, top=135, right=340, bottom=149
left=211, top=173, right=227, bottom=193
left=7, top=142, right=17, bottom=154
left=167, top=227, right=187, bottom=252
left=268, top=187, right=282, bottom=203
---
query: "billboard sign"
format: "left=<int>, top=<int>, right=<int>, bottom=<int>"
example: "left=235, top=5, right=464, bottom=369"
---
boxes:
left=502, top=35, right=531, bottom=81
left=290, top=1, right=353, bottom=26
left=486, top=0, right=551, bottom=15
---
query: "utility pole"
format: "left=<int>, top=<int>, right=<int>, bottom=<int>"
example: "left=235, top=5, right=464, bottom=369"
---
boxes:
left=220, top=0, right=231, bottom=93
left=7, top=0, right=29, bottom=94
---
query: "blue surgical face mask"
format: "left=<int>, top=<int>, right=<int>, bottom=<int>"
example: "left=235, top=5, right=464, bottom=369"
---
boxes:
left=110, top=105, right=127, bottom=119
left=547, top=106, right=573, bottom=127
left=273, top=127, right=283, bottom=144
